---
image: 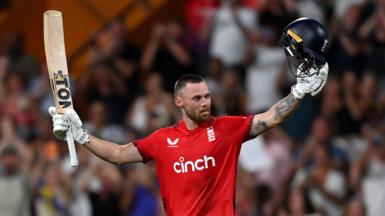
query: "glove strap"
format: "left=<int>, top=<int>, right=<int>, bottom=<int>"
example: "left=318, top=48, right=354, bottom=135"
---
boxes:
left=78, top=130, right=90, bottom=145
left=73, top=125, right=90, bottom=145
left=291, top=85, right=304, bottom=100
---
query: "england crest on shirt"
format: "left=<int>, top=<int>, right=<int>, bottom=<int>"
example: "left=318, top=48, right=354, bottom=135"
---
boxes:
left=207, top=127, right=216, bottom=142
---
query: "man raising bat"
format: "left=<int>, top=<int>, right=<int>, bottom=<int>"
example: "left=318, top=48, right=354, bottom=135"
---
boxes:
left=49, top=17, right=329, bottom=215
left=44, top=10, right=78, bottom=166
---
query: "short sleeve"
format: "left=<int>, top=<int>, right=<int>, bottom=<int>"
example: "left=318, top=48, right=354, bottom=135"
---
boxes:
left=221, top=115, right=253, bottom=142
left=133, top=130, right=160, bottom=163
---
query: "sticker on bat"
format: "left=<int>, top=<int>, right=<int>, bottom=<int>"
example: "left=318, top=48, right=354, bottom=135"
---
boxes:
left=54, top=70, right=72, bottom=109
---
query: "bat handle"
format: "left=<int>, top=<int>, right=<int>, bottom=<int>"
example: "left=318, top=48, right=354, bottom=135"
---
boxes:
left=66, top=127, right=79, bottom=166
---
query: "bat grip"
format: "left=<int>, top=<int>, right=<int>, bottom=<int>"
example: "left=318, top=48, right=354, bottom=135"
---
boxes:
left=66, top=126, right=79, bottom=166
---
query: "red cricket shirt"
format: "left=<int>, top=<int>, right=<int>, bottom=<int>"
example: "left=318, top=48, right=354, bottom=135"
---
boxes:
left=134, top=115, right=253, bottom=216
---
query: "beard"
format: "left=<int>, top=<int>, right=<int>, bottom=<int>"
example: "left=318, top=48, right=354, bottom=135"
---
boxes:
left=185, top=108, right=210, bottom=124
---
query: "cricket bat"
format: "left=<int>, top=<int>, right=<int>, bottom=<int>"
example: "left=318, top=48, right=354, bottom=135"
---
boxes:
left=44, top=10, right=78, bottom=166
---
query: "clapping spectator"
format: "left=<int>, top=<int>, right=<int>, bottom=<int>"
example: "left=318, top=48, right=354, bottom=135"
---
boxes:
left=350, top=126, right=385, bottom=216
left=126, top=73, right=177, bottom=135
left=327, top=3, right=365, bottom=77
left=79, top=60, right=128, bottom=124
left=293, top=144, right=347, bottom=216
left=217, top=68, right=247, bottom=115
left=185, top=0, right=219, bottom=60
left=141, top=20, right=193, bottom=92
left=297, top=116, right=349, bottom=172
left=2, top=72, right=37, bottom=140
left=209, top=0, right=258, bottom=82
left=337, top=72, right=377, bottom=135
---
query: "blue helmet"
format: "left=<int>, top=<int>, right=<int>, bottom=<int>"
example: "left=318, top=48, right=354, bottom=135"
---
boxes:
left=281, top=17, right=328, bottom=76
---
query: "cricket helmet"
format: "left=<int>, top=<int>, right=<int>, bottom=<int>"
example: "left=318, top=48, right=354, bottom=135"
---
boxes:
left=281, top=17, right=328, bottom=77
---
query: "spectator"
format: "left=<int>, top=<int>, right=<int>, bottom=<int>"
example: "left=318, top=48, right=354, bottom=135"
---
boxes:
left=120, top=164, right=159, bottom=216
left=27, top=63, right=55, bottom=115
left=327, top=3, right=365, bottom=77
left=236, top=168, right=257, bottom=216
left=79, top=60, right=128, bottom=124
left=34, top=162, right=72, bottom=216
left=217, top=68, right=247, bottom=115
left=141, top=20, right=193, bottom=92
left=360, top=3, right=385, bottom=77
left=203, top=57, right=223, bottom=115
left=209, top=0, right=257, bottom=71
left=257, top=0, right=298, bottom=32
left=84, top=100, right=128, bottom=144
left=282, top=187, right=317, bottom=216
left=245, top=22, right=286, bottom=113
left=79, top=161, right=122, bottom=216
left=0, top=144, right=31, bottom=216
left=185, top=0, right=219, bottom=59
left=112, top=48, right=141, bottom=106
left=320, top=77, right=343, bottom=120
left=2, top=72, right=36, bottom=140
left=0, top=116, right=32, bottom=168
left=345, top=197, right=366, bottom=216
left=126, top=73, right=178, bottom=135
left=240, top=128, right=292, bottom=194
left=293, top=144, right=346, bottom=216
left=0, top=32, right=40, bottom=88
left=337, top=72, right=376, bottom=135
left=90, top=20, right=138, bottom=64
left=297, top=116, right=349, bottom=172
left=90, top=20, right=141, bottom=105
left=65, top=146, right=93, bottom=216
left=350, top=127, right=385, bottom=216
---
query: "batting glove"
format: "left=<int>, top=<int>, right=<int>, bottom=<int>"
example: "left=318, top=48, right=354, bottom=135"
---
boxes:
left=48, top=107, right=90, bottom=145
left=291, top=63, right=329, bottom=99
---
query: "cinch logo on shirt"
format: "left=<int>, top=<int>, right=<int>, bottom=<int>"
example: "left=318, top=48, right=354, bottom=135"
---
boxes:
left=173, top=155, right=216, bottom=174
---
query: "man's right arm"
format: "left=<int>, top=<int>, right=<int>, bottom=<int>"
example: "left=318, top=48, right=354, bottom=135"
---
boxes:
left=84, top=135, right=143, bottom=164
left=49, top=107, right=144, bottom=165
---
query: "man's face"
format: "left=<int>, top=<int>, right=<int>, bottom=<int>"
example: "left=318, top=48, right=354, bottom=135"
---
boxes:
left=175, top=82, right=211, bottom=123
left=0, top=154, right=20, bottom=176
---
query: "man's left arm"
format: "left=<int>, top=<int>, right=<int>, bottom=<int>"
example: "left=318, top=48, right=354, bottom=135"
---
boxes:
left=249, top=63, right=329, bottom=137
left=250, top=93, right=299, bottom=137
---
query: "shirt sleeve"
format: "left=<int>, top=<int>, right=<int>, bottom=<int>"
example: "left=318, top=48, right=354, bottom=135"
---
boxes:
left=133, top=130, right=160, bottom=163
left=223, top=115, right=253, bottom=143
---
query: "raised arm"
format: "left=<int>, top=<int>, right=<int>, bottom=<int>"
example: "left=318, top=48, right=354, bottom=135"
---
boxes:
left=49, top=107, right=143, bottom=164
left=250, top=93, right=299, bottom=137
left=250, top=63, right=329, bottom=137
left=140, top=23, right=164, bottom=72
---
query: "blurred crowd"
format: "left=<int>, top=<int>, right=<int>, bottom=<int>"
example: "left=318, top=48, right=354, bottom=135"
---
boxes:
left=1, top=0, right=385, bottom=215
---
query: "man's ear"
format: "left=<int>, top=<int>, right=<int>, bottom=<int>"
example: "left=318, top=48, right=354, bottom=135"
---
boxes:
left=175, top=95, right=182, bottom=108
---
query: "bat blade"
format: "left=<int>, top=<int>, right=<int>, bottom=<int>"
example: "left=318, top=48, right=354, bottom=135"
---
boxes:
left=44, top=10, right=79, bottom=166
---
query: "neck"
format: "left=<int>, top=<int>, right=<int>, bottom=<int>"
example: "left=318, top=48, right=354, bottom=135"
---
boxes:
left=182, top=115, right=199, bottom=130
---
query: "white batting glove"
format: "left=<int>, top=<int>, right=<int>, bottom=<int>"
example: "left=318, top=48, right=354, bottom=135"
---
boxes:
left=48, top=107, right=90, bottom=145
left=291, top=63, right=329, bottom=99
left=48, top=107, right=68, bottom=141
